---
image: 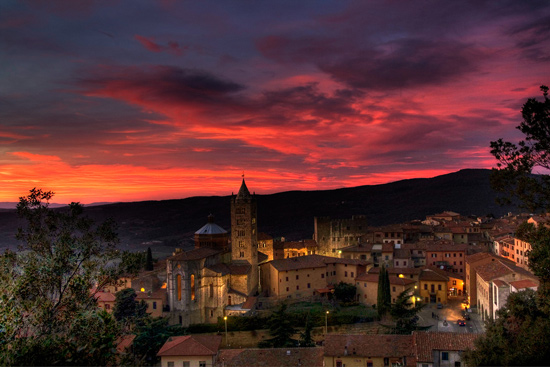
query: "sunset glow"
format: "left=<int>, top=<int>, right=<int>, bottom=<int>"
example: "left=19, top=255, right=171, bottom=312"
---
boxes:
left=1, top=1, right=549, bottom=203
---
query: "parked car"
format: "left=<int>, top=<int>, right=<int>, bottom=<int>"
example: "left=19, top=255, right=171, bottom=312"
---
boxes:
left=457, top=319, right=466, bottom=326
left=437, top=303, right=443, bottom=309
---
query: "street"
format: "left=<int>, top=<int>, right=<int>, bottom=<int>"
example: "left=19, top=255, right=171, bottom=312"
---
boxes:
left=417, top=296, right=485, bottom=334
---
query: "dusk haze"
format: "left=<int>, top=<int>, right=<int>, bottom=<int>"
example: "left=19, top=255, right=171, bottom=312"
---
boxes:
left=1, top=1, right=549, bottom=203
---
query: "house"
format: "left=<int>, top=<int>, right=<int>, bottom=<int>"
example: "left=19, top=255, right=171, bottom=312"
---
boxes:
left=260, top=254, right=371, bottom=300
left=424, top=240, right=467, bottom=275
left=324, top=334, right=416, bottom=367
left=216, top=348, right=324, bottom=367
left=94, top=290, right=116, bottom=312
left=355, top=273, right=417, bottom=306
left=413, top=331, right=478, bottom=367
left=136, top=288, right=167, bottom=317
left=475, top=259, right=538, bottom=320
left=157, top=335, right=222, bottom=367
left=257, top=232, right=274, bottom=261
left=418, top=268, right=449, bottom=305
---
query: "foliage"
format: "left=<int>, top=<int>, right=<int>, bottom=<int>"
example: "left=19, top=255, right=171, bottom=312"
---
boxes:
left=113, top=288, right=148, bottom=324
left=333, top=281, right=357, bottom=303
left=490, top=85, right=550, bottom=212
left=120, top=250, right=147, bottom=276
left=388, top=289, right=425, bottom=334
left=299, top=314, right=315, bottom=347
left=258, top=303, right=297, bottom=348
left=145, top=247, right=154, bottom=271
left=514, top=221, right=536, bottom=242
left=463, top=290, right=550, bottom=366
left=377, top=264, right=391, bottom=318
left=0, top=188, right=121, bottom=366
left=130, top=317, right=186, bottom=366
left=467, top=86, right=550, bottom=366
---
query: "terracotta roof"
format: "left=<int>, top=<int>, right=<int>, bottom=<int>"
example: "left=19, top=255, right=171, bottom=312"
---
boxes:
left=217, top=348, right=324, bottom=367
left=228, top=263, right=251, bottom=275
left=476, top=260, right=535, bottom=282
left=116, top=334, right=136, bottom=353
left=258, top=232, right=273, bottom=241
left=241, top=296, right=257, bottom=309
left=341, top=244, right=374, bottom=252
left=157, top=335, right=221, bottom=357
left=324, top=334, right=414, bottom=358
left=413, top=331, right=478, bottom=362
left=268, top=254, right=369, bottom=272
left=493, top=279, right=508, bottom=287
left=258, top=251, right=268, bottom=263
left=465, top=252, right=494, bottom=264
left=369, top=267, right=422, bottom=276
left=510, top=279, right=538, bottom=289
left=169, top=247, right=221, bottom=261
left=205, top=263, right=231, bottom=275
left=136, top=288, right=167, bottom=301
left=419, top=268, right=449, bottom=282
left=94, top=291, right=116, bottom=302
left=394, top=248, right=412, bottom=259
left=382, top=243, right=394, bottom=252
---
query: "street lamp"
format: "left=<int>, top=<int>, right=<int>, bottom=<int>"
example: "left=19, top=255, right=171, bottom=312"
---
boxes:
left=224, top=316, right=228, bottom=345
left=325, top=311, right=329, bottom=334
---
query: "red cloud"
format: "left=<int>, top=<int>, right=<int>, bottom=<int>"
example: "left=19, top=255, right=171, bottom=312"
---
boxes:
left=134, top=35, right=162, bottom=53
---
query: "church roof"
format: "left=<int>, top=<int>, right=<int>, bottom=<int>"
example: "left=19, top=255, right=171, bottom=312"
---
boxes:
left=195, top=222, right=227, bottom=235
left=236, top=178, right=251, bottom=199
left=195, top=214, right=227, bottom=235
left=169, top=247, right=220, bottom=261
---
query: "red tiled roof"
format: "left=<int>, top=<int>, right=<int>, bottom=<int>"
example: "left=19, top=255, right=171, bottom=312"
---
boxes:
left=217, top=348, right=324, bottom=367
left=116, top=334, right=136, bottom=353
left=136, top=288, right=167, bottom=301
left=465, top=252, right=494, bottom=264
left=268, top=254, right=369, bottom=272
left=157, top=335, right=221, bottom=357
left=419, top=268, right=449, bottom=282
left=510, top=279, right=538, bottom=289
left=355, top=273, right=415, bottom=286
left=493, top=279, right=508, bottom=287
left=413, top=331, right=478, bottom=362
left=242, top=296, right=257, bottom=309
left=324, top=334, right=414, bottom=358
left=169, top=247, right=221, bottom=261
left=476, top=260, right=535, bottom=282
left=228, top=263, right=251, bottom=275
left=94, top=291, right=116, bottom=302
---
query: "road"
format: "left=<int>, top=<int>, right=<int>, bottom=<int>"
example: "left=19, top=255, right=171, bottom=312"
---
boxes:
left=417, top=296, right=484, bottom=334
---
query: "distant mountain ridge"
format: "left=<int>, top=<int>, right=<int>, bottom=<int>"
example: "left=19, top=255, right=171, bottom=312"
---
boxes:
left=0, top=169, right=520, bottom=255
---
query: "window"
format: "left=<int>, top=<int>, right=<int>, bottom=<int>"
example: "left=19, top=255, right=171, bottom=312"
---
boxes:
left=392, top=286, right=396, bottom=292
left=384, top=357, right=389, bottom=366
left=183, top=362, right=190, bottom=367
left=210, top=284, right=214, bottom=298
left=286, top=287, right=289, bottom=291
left=321, top=274, right=325, bottom=278
left=351, top=272, right=354, bottom=277
left=296, top=275, right=299, bottom=280
left=296, top=285, right=299, bottom=290
left=199, top=361, right=206, bottom=367
left=455, top=362, right=461, bottom=367
left=286, top=277, right=289, bottom=281
left=105, top=304, right=110, bottom=310
left=240, top=251, right=244, bottom=258
left=307, top=283, right=311, bottom=288
left=438, top=284, right=442, bottom=291
left=190, top=274, right=195, bottom=301
left=396, top=261, right=399, bottom=266
left=424, top=284, right=428, bottom=290
left=364, top=283, right=367, bottom=288
left=442, top=352, right=449, bottom=361
left=153, top=301, right=157, bottom=309
left=177, top=274, right=182, bottom=301
left=454, top=253, right=457, bottom=257
left=167, top=362, right=174, bottom=367
left=367, top=361, right=373, bottom=367
left=345, top=271, right=348, bottom=277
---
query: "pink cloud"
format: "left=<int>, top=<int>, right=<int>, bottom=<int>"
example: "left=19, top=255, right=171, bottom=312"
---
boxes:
left=134, top=35, right=162, bottom=53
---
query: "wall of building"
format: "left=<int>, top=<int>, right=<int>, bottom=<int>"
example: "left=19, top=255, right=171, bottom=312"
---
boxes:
left=161, top=355, right=214, bottom=367
left=419, top=280, right=447, bottom=304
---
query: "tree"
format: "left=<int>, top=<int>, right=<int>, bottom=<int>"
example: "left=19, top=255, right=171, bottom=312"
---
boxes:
left=466, top=86, right=550, bottom=366
left=299, top=314, right=315, bottom=347
left=490, top=85, right=550, bottom=213
left=377, top=264, right=391, bottom=318
left=463, top=289, right=550, bottom=366
left=120, top=250, right=147, bottom=276
left=0, top=188, right=121, bottom=366
left=113, top=288, right=148, bottom=324
left=258, top=303, right=297, bottom=348
left=145, top=247, right=154, bottom=271
left=129, top=317, right=185, bottom=366
left=389, top=289, right=425, bottom=334
left=333, top=281, right=357, bottom=304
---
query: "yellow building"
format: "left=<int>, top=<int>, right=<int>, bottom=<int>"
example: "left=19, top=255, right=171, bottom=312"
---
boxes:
left=324, top=334, right=414, bottom=367
left=418, top=268, right=449, bottom=304
left=355, top=273, right=416, bottom=306
left=157, top=335, right=221, bottom=367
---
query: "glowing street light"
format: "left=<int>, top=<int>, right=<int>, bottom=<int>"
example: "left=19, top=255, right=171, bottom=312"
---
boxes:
left=325, top=311, right=329, bottom=334
left=224, top=316, right=228, bottom=345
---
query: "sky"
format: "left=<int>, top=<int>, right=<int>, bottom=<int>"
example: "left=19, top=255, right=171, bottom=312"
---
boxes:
left=1, top=1, right=549, bottom=203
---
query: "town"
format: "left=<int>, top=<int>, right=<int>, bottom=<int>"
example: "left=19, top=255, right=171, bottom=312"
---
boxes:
left=88, top=178, right=542, bottom=367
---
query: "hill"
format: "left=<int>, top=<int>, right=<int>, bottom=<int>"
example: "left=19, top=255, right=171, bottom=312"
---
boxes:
left=0, top=169, right=520, bottom=256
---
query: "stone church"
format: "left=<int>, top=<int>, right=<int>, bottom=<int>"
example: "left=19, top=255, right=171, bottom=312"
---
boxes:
left=166, top=179, right=259, bottom=326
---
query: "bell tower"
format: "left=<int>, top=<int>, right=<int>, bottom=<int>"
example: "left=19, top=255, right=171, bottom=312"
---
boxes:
left=230, top=177, right=258, bottom=295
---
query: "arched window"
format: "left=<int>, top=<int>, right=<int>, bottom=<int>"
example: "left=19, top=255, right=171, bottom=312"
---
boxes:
left=177, top=274, right=182, bottom=301
left=228, top=295, right=232, bottom=305
left=191, top=274, right=195, bottom=300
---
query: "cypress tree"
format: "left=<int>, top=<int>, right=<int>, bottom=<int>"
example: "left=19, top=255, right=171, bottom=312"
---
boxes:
left=145, top=247, right=154, bottom=271
left=377, top=264, right=391, bottom=318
